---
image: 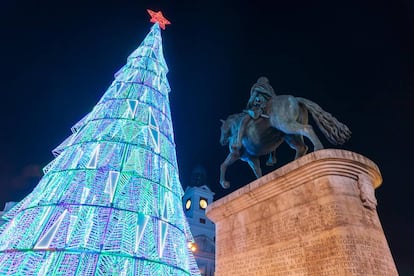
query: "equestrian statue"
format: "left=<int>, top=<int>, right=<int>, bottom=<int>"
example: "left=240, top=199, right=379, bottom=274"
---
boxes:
left=219, top=76, right=351, bottom=189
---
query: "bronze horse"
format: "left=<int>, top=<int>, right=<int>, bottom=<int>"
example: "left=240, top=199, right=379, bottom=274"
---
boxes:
left=219, top=95, right=351, bottom=189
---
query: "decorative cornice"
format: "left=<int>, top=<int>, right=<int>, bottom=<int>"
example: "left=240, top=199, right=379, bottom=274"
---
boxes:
left=206, top=149, right=382, bottom=222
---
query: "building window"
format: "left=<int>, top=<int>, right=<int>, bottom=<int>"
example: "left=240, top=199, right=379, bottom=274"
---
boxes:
left=199, top=197, right=208, bottom=209
left=199, top=218, right=206, bottom=224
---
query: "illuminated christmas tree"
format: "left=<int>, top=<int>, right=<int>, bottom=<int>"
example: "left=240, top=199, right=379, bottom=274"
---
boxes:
left=0, top=10, right=200, bottom=275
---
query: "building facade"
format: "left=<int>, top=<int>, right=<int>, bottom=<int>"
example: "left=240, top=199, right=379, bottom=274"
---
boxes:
left=183, top=166, right=215, bottom=276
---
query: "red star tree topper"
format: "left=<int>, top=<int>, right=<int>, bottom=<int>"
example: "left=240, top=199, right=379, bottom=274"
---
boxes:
left=147, top=9, right=171, bottom=30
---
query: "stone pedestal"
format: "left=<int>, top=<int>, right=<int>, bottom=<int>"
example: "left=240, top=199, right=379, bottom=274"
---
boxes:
left=206, top=149, right=397, bottom=275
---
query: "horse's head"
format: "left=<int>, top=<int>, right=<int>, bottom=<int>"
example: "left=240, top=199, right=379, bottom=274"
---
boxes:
left=219, top=118, right=232, bottom=146
left=219, top=114, right=243, bottom=146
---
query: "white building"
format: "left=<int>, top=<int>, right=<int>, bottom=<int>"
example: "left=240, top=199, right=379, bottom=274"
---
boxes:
left=183, top=166, right=215, bottom=276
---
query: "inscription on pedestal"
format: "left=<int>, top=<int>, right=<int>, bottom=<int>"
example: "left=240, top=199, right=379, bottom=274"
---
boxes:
left=217, top=232, right=395, bottom=275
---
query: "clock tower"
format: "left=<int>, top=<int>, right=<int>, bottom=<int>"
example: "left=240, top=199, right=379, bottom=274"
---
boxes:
left=183, top=166, right=215, bottom=276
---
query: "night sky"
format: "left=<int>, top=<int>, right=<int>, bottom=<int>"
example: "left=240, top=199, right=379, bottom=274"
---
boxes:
left=1, top=0, right=413, bottom=273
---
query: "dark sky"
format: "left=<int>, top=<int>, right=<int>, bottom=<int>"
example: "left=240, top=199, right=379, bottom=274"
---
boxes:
left=1, top=0, right=413, bottom=273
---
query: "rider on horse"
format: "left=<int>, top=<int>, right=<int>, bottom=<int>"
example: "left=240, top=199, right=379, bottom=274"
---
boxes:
left=233, top=77, right=276, bottom=151
left=245, top=76, right=276, bottom=119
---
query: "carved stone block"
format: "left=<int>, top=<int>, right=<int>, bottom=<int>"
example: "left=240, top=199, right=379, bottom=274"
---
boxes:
left=206, top=149, right=397, bottom=275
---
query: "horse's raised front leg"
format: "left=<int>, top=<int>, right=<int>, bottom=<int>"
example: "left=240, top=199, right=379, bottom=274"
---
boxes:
left=220, top=151, right=240, bottom=189
left=246, top=157, right=262, bottom=179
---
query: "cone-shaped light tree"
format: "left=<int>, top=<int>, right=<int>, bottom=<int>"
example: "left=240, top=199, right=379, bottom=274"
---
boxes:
left=0, top=11, right=200, bottom=275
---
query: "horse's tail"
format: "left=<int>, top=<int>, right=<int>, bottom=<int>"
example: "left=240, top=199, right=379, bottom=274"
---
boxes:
left=296, top=97, right=351, bottom=145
